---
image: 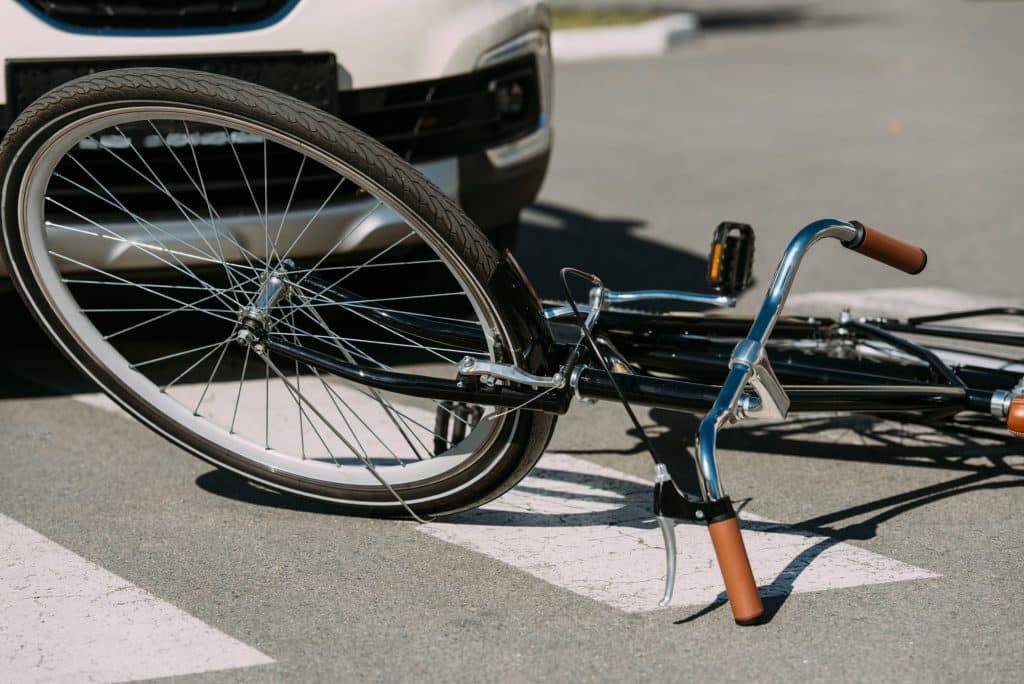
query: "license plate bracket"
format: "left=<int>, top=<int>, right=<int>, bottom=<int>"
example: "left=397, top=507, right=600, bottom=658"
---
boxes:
left=5, top=51, right=338, bottom=125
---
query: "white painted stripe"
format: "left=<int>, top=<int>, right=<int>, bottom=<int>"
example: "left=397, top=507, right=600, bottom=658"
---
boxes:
left=421, top=454, right=937, bottom=612
left=0, top=514, right=273, bottom=683
left=788, top=287, right=1022, bottom=330
left=73, top=385, right=937, bottom=612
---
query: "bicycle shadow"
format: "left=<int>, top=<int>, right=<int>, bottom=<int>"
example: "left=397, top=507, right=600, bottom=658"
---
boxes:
left=195, top=409, right=1024, bottom=623
left=561, top=409, right=1024, bottom=623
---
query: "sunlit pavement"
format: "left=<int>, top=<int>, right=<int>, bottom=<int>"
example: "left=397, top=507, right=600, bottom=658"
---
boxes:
left=3, top=0, right=1024, bottom=680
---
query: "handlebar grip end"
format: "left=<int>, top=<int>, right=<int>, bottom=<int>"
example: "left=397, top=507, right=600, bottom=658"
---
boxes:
left=708, top=516, right=765, bottom=625
left=1007, top=395, right=1024, bottom=437
left=845, top=221, right=928, bottom=275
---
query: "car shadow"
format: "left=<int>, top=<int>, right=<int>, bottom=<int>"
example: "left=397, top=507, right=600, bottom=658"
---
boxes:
left=513, top=202, right=713, bottom=300
left=0, top=292, right=99, bottom=398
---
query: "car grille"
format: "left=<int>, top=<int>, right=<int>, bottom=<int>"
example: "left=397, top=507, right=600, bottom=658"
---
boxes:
left=19, top=0, right=295, bottom=30
left=19, top=56, right=541, bottom=223
left=338, top=56, right=542, bottom=162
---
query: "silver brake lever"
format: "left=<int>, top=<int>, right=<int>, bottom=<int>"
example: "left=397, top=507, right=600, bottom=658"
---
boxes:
left=654, top=463, right=677, bottom=607
left=657, top=516, right=677, bottom=607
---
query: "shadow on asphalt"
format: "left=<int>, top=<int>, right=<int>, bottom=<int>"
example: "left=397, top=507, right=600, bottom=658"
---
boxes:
left=566, top=410, right=1024, bottom=623
left=5, top=206, right=1021, bottom=625
left=0, top=292, right=99, bottom=398
left=513, top=202, right=713, bottom=300
left=695, top=5, right=883, bottom=34
left=196, top=408, right=1023, bottom=624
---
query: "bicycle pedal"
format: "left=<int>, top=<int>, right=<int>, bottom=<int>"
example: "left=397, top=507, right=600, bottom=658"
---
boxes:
left=708, top=221, right=755, bottom=296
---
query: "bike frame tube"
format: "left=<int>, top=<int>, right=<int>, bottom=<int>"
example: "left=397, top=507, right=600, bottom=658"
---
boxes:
left=265, top=334, right=974, bottom=416
left=257, top=217, right=1018, bottom=459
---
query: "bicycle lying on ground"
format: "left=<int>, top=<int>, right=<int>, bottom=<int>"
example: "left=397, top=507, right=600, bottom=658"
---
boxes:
left=3, top=70, right=1022, bottom=626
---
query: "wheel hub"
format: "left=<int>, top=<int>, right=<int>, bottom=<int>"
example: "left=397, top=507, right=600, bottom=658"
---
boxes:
left=236, top=261, right=293, bottom=349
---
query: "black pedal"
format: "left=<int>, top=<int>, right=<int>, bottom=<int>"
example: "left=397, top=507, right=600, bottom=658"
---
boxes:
left=707, top=222, right=755, bottom=295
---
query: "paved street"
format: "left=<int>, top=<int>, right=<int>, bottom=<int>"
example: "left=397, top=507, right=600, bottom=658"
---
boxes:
left=3, top=0, right=1024, bottom=681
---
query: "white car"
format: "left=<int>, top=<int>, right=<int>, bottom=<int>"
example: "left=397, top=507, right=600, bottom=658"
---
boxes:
left=0, top=0, right=553, bottom=278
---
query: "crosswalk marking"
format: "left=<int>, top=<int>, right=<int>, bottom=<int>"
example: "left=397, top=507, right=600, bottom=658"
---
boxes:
left=421, top=453, right=938, bottom=612
left=65, top=284, right=992, bottom=623
left=0, top=514, right=273, bottom=683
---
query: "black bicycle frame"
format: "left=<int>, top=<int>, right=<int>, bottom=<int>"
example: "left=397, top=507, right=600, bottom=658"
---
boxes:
left=262, top=245, right=1020, bottom=428
left=263, top=311, right=1006, bottom=421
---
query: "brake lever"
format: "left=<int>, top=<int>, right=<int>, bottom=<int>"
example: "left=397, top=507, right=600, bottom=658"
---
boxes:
left=652, top=463, right=738, bottom=608
left=655, top=464, right=679, bottom=602
left=654, top=464, right=678, bottom=607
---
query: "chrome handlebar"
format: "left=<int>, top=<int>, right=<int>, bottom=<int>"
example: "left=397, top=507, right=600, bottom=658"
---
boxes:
left=694, top=218, right=858, bottom=499
left=657, top=218, right=861, bottom=607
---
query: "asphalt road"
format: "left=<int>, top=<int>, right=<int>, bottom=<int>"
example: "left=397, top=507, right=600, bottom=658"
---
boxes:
left=3, top=0, right=1024, bottom=681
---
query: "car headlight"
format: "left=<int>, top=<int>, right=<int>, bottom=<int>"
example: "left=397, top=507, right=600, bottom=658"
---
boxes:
left=477, top=29, right=553, bottom=125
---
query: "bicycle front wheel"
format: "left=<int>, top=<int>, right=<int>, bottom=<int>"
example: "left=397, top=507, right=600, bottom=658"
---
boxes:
left=0, top=68, right=555, bottom=516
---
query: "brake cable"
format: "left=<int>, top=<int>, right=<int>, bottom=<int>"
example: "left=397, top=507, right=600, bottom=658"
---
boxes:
left=559, top=267, right=664, bottom=467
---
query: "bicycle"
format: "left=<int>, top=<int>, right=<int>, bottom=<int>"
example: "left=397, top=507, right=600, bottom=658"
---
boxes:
left=2, top=69, right=1021, bottom=626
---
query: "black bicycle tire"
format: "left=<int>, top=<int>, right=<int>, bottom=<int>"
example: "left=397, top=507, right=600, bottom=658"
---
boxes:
left=0, top=68, right=556, bottom=517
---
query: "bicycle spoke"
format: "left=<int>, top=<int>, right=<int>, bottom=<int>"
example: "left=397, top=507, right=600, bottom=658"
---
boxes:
left=274, top=155, right=305, bottom=250
left=274, top=257, right=443, bottom=276
left=192, top=333, right=238, bottom=413
left=278, top=177, right=348, bottom=264
left=82, top=306, right=235, bottom=314
left=130, top=339, right=226, bottom=369
left=297, top=227, right=413, bottom=299
left=64, top=278, right=233, bottom=292
left=282, top=301, right=472, bottom=436
left=177, top=120, right=256, bottom=295
left=289, top=198, right=384, bottom=286
left=284, top=278, right=466, bottom=309
left=298, top=297, right=425, bottom=463
left=60, top=153, right=225, bottom=266
left=87, top=132, right=266, bottom=283
left=45, top=198, right=242, bottom=314
left=228, top=345, right=251, bottom=430
left=49, top=251, right=240, bottom=328
left=258, top=351, right=426, bottom=522
left=335, top=304, right=482, bottom=327
left=161, top=333, right=232, bottom=393
left=224, top=127, right=266, bottom=230
left=100, top=272, right=259, bottom=341
left=329, top=300, right=469, bottom=364
left=260, top=311, right=403, bottom=464
left=306, top=366, right=371, bottom=461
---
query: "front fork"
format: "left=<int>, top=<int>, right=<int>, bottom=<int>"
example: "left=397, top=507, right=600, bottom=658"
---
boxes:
left=654, top=218, right=862, bottom=624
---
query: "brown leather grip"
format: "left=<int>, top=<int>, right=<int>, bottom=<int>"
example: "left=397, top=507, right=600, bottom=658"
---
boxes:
left=1007, top=395, right=1024, bottom=436
left=708, top=517, right=764, bottom=625
left=846, top=221, right=927, bottom=275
